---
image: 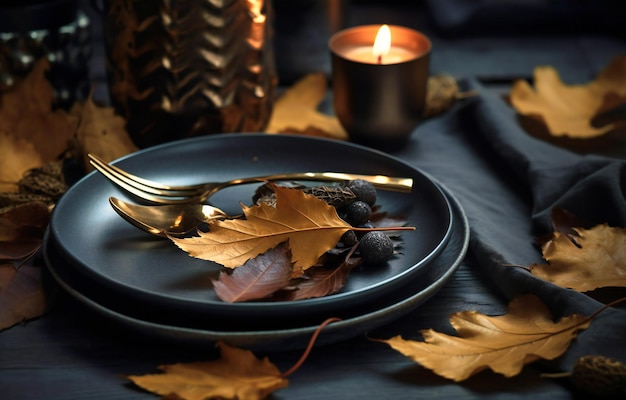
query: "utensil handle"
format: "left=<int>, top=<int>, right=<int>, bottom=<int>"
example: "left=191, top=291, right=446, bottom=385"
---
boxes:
left=216, top=172, right=413, bottom=193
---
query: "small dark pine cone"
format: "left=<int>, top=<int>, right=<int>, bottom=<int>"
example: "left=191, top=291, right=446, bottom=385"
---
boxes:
left=571, top=355, right=626, bottom=397
left=303, top=186, right=357, bottom=207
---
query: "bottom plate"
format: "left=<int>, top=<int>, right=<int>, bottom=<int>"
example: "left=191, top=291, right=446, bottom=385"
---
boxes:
left=43, top=186, right=468, bottom=352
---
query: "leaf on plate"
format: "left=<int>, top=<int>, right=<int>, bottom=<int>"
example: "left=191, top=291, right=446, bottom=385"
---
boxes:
left=285, top=256, right=360, bottom=301
left=528, top=223, right=626, bottom=292
left=171, top=183, right=353, bottom=275
left=213, top=243, right=293, bottom=302
left=265, top=73, right=347, bottom=140
left=127, top=341, right=288, bottom=400
left=69, top=94, right=138, bottom=171
left=510, top=56, right=626, bottom=138
left=378, top=294, right=591, bottom=381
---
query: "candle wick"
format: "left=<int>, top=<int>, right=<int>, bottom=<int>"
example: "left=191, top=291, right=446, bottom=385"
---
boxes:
left=377, top=54, right=382, bottom=64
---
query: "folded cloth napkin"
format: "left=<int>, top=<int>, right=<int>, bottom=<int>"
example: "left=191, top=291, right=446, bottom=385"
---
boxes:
left=394, top=78, right=626, bottom=372
left=425, top=0, right=626, bottom=37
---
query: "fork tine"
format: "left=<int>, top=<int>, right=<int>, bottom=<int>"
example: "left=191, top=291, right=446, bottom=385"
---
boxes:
left=89, top=158, right=207, bottom=204
left=88, top=154, right=207, bottom=197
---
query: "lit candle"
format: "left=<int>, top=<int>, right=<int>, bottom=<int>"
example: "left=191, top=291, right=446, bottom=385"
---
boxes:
left=329, top=24, right=431, bottom=149
left=341, top=25, right=418, bottom=65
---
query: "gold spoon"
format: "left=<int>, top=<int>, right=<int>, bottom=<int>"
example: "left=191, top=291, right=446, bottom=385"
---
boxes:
left=109, top=197, right=231, bottom=237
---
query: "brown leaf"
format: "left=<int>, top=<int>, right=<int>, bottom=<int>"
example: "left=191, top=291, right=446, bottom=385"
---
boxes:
left=380, top=294, right=590, bottom=381
left=529, top=223, right=626, bottom=292
left=0, top=264, right=47, bottom=331
left=265, top=73, right=347, bottom=140
left=70, top=94, right=138, bottom=171
left=0, top=202, right=49, bottom=260
left=510, top=56, right=626, bottom=138
left=0, top=58, right=78, bottom=162
left=127, top=341, right=288, bottom=400
left=213, top=243, right=293, bottom=302
left=172, top=184, right=352, bottom=275
left=286, top=257, right=360, bottom=301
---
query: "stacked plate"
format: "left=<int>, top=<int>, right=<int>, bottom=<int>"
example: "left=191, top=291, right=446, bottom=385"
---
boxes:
left=44, top=133, right=469, bottom=351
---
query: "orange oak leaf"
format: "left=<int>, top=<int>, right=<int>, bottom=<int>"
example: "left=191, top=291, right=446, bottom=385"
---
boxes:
left=127, top=341, right=288, bottom=400
left=172, top=184, right=353, bottom=274
left=529, top=223, right=626, bottom=292
left=510, top=55, right=626, bottom=138
left=212, top=243, right=293, bottom=302
left=379, top=294, right=591, bottom=381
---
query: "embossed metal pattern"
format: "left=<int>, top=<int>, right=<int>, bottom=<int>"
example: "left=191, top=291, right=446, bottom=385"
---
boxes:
left=103, top=0, right=277, bottom=148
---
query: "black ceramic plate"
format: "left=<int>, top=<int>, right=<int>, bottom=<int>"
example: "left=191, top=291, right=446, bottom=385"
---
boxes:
left=44, top=184, right=468, bottom=351
left=49, top=133, right=452, bottom=328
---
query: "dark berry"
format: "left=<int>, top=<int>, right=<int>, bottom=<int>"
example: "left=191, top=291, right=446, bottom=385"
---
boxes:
left=340, top=230, right=358, bottom=247
left=345, top=179, right=377, bottom=206
left=358, top=231, right=394, bottom=265
left=345, top=201, right=372, bottom=226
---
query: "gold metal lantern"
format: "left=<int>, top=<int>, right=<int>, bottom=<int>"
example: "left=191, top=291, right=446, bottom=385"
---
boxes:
left=103, top=0, right=277, bottom=148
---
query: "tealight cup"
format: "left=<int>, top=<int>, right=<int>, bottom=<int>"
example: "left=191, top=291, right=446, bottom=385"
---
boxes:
left=329, top=25, right=431, bottom=149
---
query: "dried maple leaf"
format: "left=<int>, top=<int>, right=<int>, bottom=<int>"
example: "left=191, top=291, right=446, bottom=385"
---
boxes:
left=529, top=223, right=626, bottom=292
left=0, top=202, right=50, bottom=330
left=379, top=294, right=591, bottom=381
left=0, top=59, right=77, bottom=192
left=70, top=94, right=138, bottom=170
left=0, top=264, right=47, bottom=331
left=127, top=341, right=288, bottom=400
left=0, top=58, right=78, bottom=163
left=265, top=73, right=347, bottom=140
left=510, top=56, right=626, bottom=138
left=213, top=243, right=293, bottom=302
left=285, top=256, right=360, bottom=301
left=172, top=184, right=353, bottom=275
left=0, top=202, right=50, bottom=260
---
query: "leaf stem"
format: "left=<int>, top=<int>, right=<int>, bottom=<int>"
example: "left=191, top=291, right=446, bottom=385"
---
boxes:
left=280, top=317, right=342, bottom=378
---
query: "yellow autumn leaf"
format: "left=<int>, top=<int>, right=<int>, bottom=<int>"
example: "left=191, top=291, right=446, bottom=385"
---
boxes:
left=0, top=58, right=78, bottom=162
left=265, top=73, right=348, bottom=140
left=70, top=94, right=138, bottom=171
left=128, top=341, right=288, bottom=400
left=380, top=294, right=591, bottom=381
left=172, top=184, right=352, bottom=274
left=529, top=224, right=626, bottom=292
left=510, top=55, right=626, bottom=138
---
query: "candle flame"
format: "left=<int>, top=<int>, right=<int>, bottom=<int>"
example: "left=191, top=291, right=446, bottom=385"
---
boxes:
left=372, top=24, right=391, bottom=60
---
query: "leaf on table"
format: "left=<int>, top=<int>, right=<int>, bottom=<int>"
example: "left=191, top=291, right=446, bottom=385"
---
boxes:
left=0, top=59, right=78, bottom=192
left=0, top=263, right=47, bottom=331
left=0, top=134, right=43, bottom=193
left=69, top=94, right=138, bottom=171
left=127, top=341, right=288, bottom=400
left=510, top=55, right=626, bottom=138
left=379, top=294, right=591, bottom=381
left=528, top=223, right=626, bottom=292
left=0, top=58, right=78, bottom=162
left=0, top=202, right=50, bottom=261
left=171, top=183, right=352, bottom=275
left=265, top=73, right=348, bottom=140
left=213, top=243, right=293, bottom=302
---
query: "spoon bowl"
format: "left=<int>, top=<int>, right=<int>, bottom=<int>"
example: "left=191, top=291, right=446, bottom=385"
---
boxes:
left=109, top=197, right=227, bottom=237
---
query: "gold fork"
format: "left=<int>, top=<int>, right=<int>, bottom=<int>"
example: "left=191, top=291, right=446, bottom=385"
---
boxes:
left=88, top=153, right=413, bottom=205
